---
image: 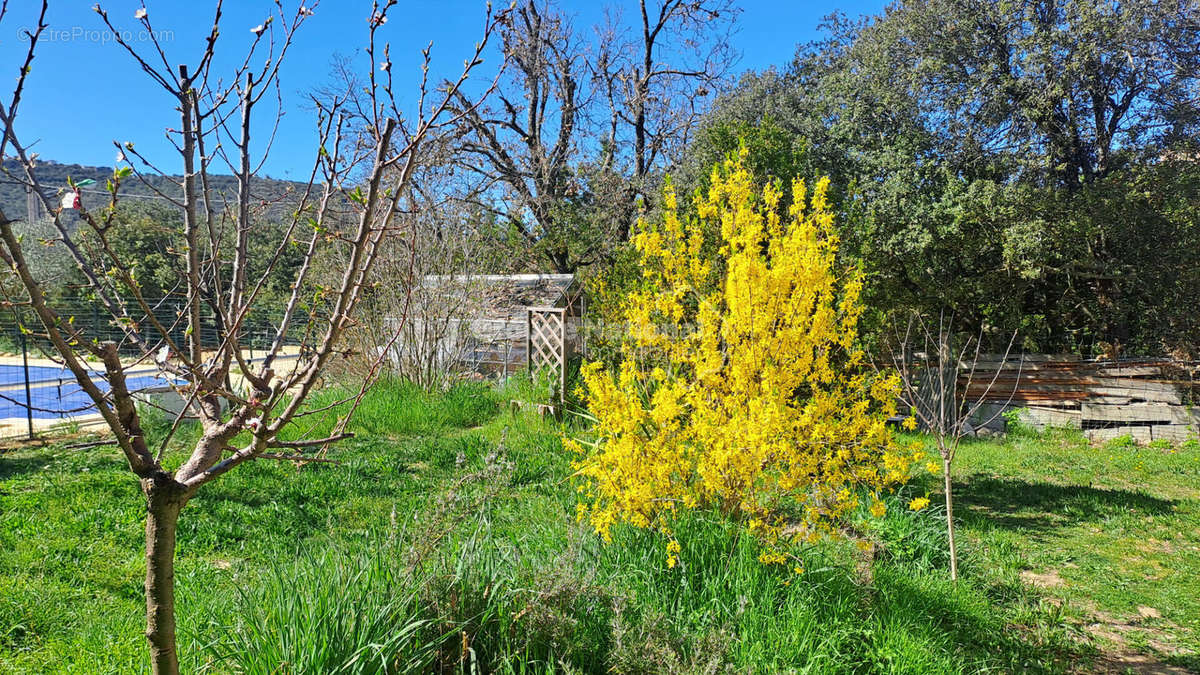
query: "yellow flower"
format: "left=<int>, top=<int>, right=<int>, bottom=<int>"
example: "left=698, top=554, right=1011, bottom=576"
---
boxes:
left=664, top=538, right=682, bottom=568
left=908, top=496, right=931, bottom=511
left=902, top=416, right=918, bottom=431
left=926, top=461, right=941, bottom=475
left=568, top=150, right=915, bottom=562
left=758, top=551, right=787, bottom=565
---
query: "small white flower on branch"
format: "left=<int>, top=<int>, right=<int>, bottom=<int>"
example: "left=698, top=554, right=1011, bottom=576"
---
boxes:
left=135, top=8, right=147, bottom=19
left=380, top=61, right=391, bottom=72
left=155, top=345, right=171, bottom=365
left=251, top=23, right=266, bottom=36
left=299, top=6, right=314, bottom=16
left=61, top=192, right=80, bottom=210
left=116, top=150, right=127, bottom=163
left=246, top=417, right=263, bottom=432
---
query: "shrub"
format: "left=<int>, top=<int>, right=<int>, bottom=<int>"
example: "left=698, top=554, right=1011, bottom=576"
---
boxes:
left=569, top=151, right=923, bottom=564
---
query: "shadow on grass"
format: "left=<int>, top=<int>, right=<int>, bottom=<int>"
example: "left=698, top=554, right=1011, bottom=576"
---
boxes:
left=954, top=476, right=1175, bottom=537
left=873, top=566, right=1088, bottom=673
left=1165, top=651, right=1200, bottom=672
left=0, top=452, right=47, bottom=481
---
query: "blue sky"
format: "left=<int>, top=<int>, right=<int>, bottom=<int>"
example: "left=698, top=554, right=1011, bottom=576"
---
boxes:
left=1, top=1, right=884, bottom=179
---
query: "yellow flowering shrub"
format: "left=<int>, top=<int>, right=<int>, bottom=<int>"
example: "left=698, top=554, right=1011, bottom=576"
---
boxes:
left=569, top=151, right=921, bottom=561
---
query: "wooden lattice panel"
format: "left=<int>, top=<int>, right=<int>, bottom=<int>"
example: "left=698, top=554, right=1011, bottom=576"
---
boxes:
left=526, top=307, right=567, bottom=402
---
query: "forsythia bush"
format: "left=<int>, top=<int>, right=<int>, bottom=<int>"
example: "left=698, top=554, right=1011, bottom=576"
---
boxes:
left=569, top=152, right=922, bottom=566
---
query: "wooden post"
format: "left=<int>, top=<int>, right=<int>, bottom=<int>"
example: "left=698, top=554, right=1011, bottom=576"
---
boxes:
left=524, top=309, right=532, bottom=372
left=503, top=321, right=511, bottom=382
left=580, top=293, right=587, bottom=359
left=559, top=306, right=567, bottom=405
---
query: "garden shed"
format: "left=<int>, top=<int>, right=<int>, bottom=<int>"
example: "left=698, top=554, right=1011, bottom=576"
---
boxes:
left=388, top=274, right=586, bottom=389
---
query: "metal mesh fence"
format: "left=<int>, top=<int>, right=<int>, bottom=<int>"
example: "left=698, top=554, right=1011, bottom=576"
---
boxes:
left=0, top=300, right=311, bottom=441
left=2, top=300, right=1197, bottom=447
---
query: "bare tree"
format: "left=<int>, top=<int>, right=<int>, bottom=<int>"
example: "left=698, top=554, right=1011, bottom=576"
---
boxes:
left=452, top=0, right=740, bottom=272
left=0, top=1, right=502, bottom=672
left=450, top=0, right=597, bottom=272
left=348, top=147, right=506, bottom=389
left=595, top=0, right=740, bottom=236
left=885, top=311, right=1018, bottom=581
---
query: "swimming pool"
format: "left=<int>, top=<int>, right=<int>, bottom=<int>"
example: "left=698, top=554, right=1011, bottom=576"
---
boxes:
left=0, top=364, right=181, bottom=419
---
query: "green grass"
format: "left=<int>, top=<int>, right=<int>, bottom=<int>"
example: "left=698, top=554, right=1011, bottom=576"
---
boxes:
left=941, top=428, right=1200, bottom=672
left=0, top=380, right=1196, bottom=673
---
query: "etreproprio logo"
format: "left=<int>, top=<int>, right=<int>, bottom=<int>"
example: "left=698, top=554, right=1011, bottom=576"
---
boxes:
left=14, top=26, right=173, bottom=44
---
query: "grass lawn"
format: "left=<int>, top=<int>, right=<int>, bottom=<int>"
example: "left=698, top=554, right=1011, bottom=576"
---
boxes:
left=948, top=429, right=1200, bottom=673
left=0, top=380, right=1196, bottom=673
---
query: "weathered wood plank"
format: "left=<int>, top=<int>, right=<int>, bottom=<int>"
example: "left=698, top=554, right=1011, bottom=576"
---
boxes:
left=963, top=363, right=1083, bottom=372
left=1087, top=426, right=1153, bottom=444
left=971, top=393, right=1090, bottom=403
left=1096, top=366, right=1162, bottom=377
left=961, top=376, right=1099, bottom=386
left=965, top=377, right=1182, bottom=393
left=1151, top=425, right=1197, bottom=443
left=917, top=354, right=1194, bottom=416
left=1091, top=377, right=1182, bottom=393
left=963, top=382, right=1089, bottom=393
left=1081, top=403, right=1200, bottom=425
left=1086, top=395, right=1135, bottom=405
left=966, top=388, right=1093, bottom=400
left=1018, top=407, right=1081, bottom=429
left=973, top=353, right=1082, bottom=363
left=1089, top=386, right=1182, bottom=405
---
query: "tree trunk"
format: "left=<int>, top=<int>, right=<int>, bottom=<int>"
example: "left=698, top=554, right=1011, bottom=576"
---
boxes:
left=943, top=455, right=958, bottom=581
left=143, top=477, right=189, bottom=675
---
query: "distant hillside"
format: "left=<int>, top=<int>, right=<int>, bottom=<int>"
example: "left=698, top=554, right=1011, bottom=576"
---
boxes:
left=1, top=159, right=308, bottom=222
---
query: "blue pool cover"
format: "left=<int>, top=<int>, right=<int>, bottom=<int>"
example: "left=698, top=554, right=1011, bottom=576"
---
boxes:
left=0, top=364, right=183, bottom=420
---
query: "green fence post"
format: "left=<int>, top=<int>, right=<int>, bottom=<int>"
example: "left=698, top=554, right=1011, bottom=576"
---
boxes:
left=20, top=332, right=34, bottom=440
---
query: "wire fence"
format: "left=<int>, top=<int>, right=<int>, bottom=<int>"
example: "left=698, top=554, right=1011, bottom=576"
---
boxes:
left=1, top=300, right=310, bottom=354
left=3, top=299, right=1198, bottom=447
left=0, top=300, right=311, bottom=442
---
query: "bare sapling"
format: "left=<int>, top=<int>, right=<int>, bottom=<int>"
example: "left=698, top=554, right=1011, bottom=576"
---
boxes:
left=0, top=1, right=503, bottom=672
left=886, top=311, right=1019, bottom=581
left=343, top=135, right=503, bottom=389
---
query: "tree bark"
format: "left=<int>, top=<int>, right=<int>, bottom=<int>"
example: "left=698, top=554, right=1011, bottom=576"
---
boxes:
left=943, top=455, right=958, bottom=581
left=143, top=477, right=190, bottom=675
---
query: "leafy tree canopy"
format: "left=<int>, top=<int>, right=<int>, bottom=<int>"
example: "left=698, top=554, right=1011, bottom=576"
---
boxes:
left=681, top=0, right=1200, bottom=355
